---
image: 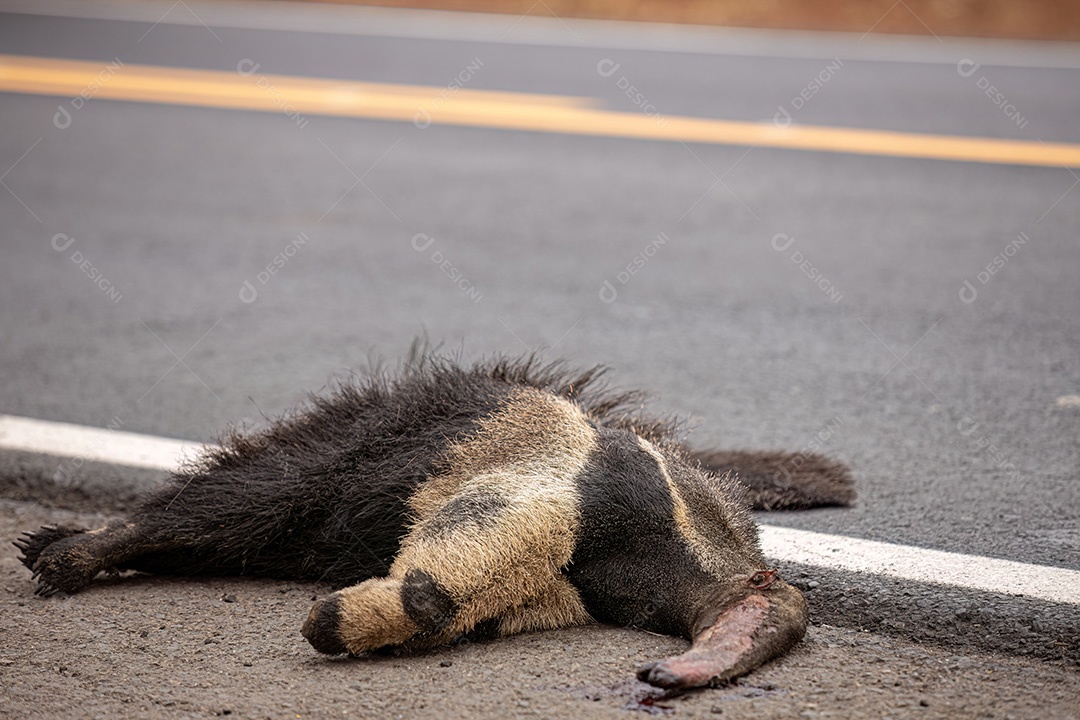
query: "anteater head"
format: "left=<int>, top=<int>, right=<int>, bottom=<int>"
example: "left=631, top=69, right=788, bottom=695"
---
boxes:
left=634, top=567, right=808, bottom=690
left=567, top=429, right=808, bottom=689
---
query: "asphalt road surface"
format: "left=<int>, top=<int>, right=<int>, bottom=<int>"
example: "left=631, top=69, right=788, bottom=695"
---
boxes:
left=0, top=2, right=1078, bottom=718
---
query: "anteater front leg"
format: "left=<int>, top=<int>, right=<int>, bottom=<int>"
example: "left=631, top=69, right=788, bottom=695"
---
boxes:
left=20, top=522, right=155, bottom=596
left=302, top=474, right=591, bottom=655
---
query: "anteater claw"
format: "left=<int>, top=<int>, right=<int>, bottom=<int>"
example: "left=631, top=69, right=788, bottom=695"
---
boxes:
left=15, top=525, right=87, bottom=571
left=9, top=351, right=839, bottom=688
left=635, top=660, right=657, bottom=679
left=35, top=581, right=58, bottom=597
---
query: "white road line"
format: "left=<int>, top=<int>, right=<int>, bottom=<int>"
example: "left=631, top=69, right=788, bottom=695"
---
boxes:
left=0, top=414, right=209, bottom=472
left=1, top=412, right=1078, bottom=605
left=3, top=0, right=1080, bottom=69
left=759, top=525, right=1080, bottom=606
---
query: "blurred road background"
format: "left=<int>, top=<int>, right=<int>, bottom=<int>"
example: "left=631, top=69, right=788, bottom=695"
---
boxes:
left=0, top=1, right=1078, bottom=718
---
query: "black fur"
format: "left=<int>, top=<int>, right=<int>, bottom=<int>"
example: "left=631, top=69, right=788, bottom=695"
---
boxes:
left=301, top=594, right=347, bottom=655
left=567, top=427, right=769, bottom=639
left=567, top=428, right=719, bottom=637
left=401, top=568, right=457, bottom=633
left=16, top=346, right=854, bottom=597
left=416, top=492, right=509, bottom=539
left=689, top=449, right=856, bottom=511
left=123, top=359, right=524, bottom=584
left=124, top=350, right=685, bottom=587
left=463, top=617, right=502, bottom=642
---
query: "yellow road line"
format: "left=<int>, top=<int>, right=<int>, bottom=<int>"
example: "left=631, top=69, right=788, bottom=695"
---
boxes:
left=2, top=53, right=1078, bottom=169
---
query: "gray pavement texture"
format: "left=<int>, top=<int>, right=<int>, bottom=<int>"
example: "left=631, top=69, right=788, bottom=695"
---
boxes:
left=3, top=501, right=1080, bottom=720
left=1, top=4, right=1079, bottom=719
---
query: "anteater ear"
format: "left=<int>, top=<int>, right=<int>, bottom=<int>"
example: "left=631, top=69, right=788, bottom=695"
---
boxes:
left=686, top=449, right=856, bottom=511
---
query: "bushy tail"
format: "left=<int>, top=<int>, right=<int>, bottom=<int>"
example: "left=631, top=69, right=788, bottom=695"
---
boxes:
left=687, top=449, right=856, bottom=511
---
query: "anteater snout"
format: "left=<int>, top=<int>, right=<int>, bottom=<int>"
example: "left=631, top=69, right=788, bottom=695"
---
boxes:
left=637, top=578, right=809, bottom=689
left=302, top=594, right=349, bottom=655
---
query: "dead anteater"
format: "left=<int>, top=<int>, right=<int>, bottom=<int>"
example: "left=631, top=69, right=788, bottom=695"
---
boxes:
left=15, top=347, right=854, bottom=689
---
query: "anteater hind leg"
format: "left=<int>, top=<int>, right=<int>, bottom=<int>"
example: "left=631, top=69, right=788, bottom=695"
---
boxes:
left=28, top=521, right=161, bottom=596
left=302, top=477, right=592, bottom=656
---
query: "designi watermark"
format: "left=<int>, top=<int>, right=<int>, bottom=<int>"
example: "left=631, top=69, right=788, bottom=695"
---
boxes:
left=237, top=59, right=309, bottom=129
left=958, top=231, right=1028, bottom=304
left=411, top=233, right=482, bottom=303
left=51, top=233, right=124, bottom=304
left=597, top=59, right=667, bottom=127
left=599, top=232, right=669, bottom=304
left=53, top=58, right=124, bottom=129
left=771, top=415, right=846, bottom=487
left=771, top=233, right=843, bottom=303
left=774, top=59, right=844, bottom=127
left=414, top=58, right=485, bottom=129
left=239, top=232, right=310, bottom=303
left=956, top=415, right=1021, bottom=482
left=957, top=60, right=1029, bottom=130
left=53, top=415, right=125, bottom=488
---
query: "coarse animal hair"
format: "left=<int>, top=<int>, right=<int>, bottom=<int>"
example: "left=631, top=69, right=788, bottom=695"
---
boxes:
left=16, top=342, right=856, bottom=690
